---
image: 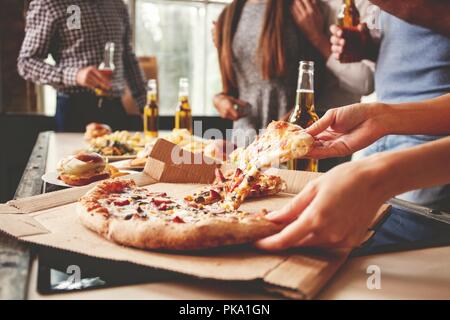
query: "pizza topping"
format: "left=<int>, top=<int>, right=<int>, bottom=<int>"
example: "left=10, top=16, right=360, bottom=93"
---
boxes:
left=172, top=216, right=185, bottom=223
left=114, top=199, right=130, bottom=206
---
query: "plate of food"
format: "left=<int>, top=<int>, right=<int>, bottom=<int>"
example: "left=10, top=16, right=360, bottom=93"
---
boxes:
left=84, top=123, right=154, bottom=161
left=42, top=152, right=134, bottom=188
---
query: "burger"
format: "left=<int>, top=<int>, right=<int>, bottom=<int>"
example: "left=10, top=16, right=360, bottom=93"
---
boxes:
left=84, top=122, right=112, bottom=141
left=57, top=152, right=111, bottom=186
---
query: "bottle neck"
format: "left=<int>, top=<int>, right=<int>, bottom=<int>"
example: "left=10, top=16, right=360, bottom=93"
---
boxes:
left=103, top=49, right=115, bottom=69
left=297, top=70, right=314, bottom=93
left=344, top=0, right=354, bottom=6
left=147, top=91, right=157, bottom=105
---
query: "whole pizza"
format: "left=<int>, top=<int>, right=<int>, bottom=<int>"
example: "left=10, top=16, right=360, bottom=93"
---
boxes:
left=77, top=179, right=283, bottom=250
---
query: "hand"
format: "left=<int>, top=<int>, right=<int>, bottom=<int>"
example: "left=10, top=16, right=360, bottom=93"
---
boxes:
left=76, top=66, right=112, bottom=92
left=304, top=103, right=387, bottom=159
left=291, top=0, right=330, bottom=57
left=330, top=23, right=371, bottom=62
left=213, top=94, right=244, bottom=121
left=256, top=157, right=390, bottom=250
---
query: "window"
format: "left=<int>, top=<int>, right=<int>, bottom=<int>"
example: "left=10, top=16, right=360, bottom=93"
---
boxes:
left=132, top=0, right=229, bottom=115
left=41, top=0, right=229, bottom=116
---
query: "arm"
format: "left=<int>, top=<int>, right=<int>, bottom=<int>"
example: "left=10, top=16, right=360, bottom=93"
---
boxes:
left=17, top=0, right=77, bottom=87
left=291, top=0, right=331, bottom=59
left=122, top=5, right=147, bottom=112
left=256, top=136, right=450, bottom=250
left=306, top=94, right=450, bottom=159
left=370, top=0, right=450, bottom=37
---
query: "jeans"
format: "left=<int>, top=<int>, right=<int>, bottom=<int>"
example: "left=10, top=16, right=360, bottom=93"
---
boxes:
left=354, top=135, right=450, bottom=211
left=55, top=92, right=128, bottom=132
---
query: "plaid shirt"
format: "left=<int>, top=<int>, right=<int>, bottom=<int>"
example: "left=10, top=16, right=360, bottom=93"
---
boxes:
left=18, top=0, right=147, bottom=110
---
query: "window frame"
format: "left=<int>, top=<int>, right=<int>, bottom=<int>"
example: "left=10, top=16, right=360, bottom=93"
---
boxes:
left=127, top=0, right=231, bottom=116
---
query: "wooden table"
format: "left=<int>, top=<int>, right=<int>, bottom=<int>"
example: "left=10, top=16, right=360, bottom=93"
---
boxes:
left=1, top=132, right=450, bottom=300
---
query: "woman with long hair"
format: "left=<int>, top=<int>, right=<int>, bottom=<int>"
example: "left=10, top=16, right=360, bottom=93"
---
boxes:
left=213, top=0, right=374, bottom=145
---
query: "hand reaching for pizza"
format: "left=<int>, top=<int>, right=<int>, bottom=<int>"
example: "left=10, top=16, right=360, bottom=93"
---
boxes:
left=255, top=156, right=390, bottom=250
left=305, top=103, right=387, bottom=159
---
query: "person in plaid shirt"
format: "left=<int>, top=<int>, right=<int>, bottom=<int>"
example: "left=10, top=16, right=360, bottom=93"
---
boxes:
left=17, top=0, right=147, bottom=132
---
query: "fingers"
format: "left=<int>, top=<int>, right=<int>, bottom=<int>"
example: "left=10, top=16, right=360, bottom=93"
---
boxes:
left=91, top=69, right=112, bottom=91
left=301, top=0, right=314, bottom=13
left=226, top=107, right=239, bottom=121
left=306, top=145, right=340, bottom=159
left=255, top=209, right=315, bottom=250
left=266, top=183, right=317, bottom=223
left=305, top=109, right=336, bottom=136
left=357, top=22, right=368, bottom=33
left=329, top=24, right=342, bottom=37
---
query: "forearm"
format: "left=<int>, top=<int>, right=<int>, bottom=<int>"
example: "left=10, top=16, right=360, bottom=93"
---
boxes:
left=17, top=57, right=78, bottom=87
left=369, top=137, right=450, bottom=200
left=376, top=94, right=450, bottom=136
left=370, top=0, right=450, bottom=37
left=309, top=34, right=331, bottom=60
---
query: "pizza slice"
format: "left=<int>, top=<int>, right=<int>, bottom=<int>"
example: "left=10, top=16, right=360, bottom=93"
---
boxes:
left=222, top=121, right=313, bottom=210
left=184, top=168, right=286, bottom=208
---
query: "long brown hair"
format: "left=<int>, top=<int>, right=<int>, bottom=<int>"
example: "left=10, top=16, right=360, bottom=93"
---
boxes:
left=216, top=0, right=292, bottom=96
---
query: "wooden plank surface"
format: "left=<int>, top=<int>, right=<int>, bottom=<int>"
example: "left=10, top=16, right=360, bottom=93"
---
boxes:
left=0, top=131, right=50, bottom=300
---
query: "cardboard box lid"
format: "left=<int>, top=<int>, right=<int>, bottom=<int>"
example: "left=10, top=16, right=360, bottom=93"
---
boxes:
left=0, top=139, right=390, bottom=299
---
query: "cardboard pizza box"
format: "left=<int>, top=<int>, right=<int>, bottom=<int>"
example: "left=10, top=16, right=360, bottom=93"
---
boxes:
left=0, top=139, right=390, bottom=299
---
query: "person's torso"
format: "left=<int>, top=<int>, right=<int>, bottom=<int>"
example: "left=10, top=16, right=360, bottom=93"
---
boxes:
left=48, top=0, right=128, bottom=95
left=231, top=1, right=303, bottom=131
left=375, top=12, right=450, bottom=103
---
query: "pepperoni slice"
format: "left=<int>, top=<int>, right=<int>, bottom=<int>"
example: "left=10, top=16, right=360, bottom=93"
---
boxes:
left=172, top=216, right=185, bottom=223
left=113, top=199, right=130, bottom=206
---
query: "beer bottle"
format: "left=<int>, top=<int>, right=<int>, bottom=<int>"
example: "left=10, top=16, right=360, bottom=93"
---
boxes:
left=337, top=0, right=363, bottom=63
left=174, top=78, right=192, bottom=133
left=143, top=79, right=159, bottom=137
left=288, top=61, right=319, bottom=172
left=95, top=42, right=115, bottom=97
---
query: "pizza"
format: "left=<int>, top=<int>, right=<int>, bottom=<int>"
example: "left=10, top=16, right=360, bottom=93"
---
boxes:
left=222, top=121, right=313, bottom=210
left=77, top=179, right=282, bottom=250
left=184, top=168, right=286, bottom=208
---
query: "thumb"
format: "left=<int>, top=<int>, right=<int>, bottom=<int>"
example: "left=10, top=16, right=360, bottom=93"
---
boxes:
left=305, top=109, right=335, bottom=137
left=358, top=23, right=368, bottom=32
left=266, top=184, right=317, bottom=223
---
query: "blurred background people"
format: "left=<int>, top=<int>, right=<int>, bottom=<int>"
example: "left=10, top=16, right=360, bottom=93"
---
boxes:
left=17, top=0, right=147, bottom=132
left=330, top=0, right=450, bottom=209
left=213, top=0, right=374, bottom=146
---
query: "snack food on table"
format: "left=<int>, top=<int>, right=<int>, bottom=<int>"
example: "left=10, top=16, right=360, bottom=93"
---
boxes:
left=87, top=131, right=148, bottom=156
left=127, top=129, right=233, bottom=168
left=57, top=152, right=128, bottom=186
left=84, top=123, right=112, bottom=141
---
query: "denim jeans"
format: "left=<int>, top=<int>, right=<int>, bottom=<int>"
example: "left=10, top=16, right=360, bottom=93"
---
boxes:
left=354, top=135, right=450, bottom=211
left=55, top=92, right=128, bottom=132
